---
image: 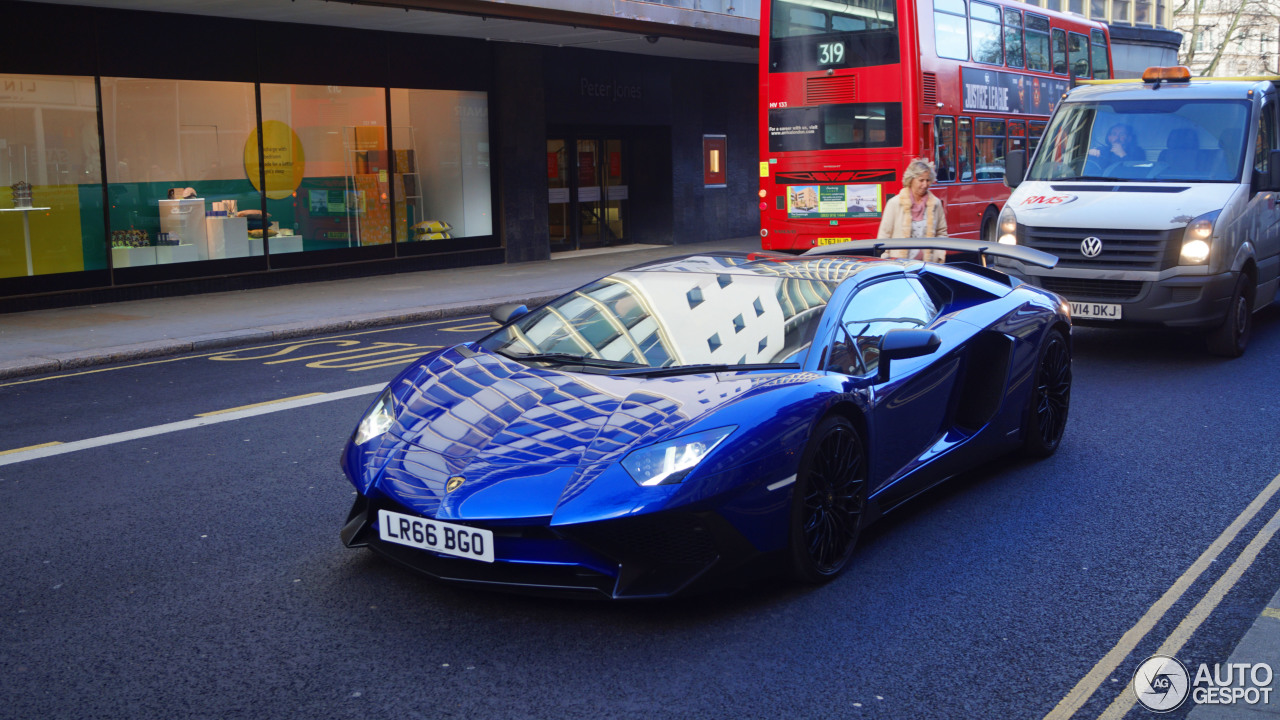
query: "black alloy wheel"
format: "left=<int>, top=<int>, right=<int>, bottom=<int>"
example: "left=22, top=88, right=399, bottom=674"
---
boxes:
left=790, top=416, right=868, bottom=583
left=1022, top=328, right=1071, bottom=458
left=1206, top=274, right=1253, bottom=358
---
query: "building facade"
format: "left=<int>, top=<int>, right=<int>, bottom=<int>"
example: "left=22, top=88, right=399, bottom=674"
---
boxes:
left=0, top=0, right=760, bottom=309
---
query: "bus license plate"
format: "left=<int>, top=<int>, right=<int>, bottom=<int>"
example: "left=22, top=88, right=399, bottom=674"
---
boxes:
left=1070, top=301, right=1122, bottom=320
left=378, top=509, right=494, bottom=562
left=815, top=237, right=851, bottom=246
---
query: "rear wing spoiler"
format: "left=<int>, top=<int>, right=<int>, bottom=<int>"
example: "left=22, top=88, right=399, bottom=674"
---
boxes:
left=802, top=238, right=1060, bottom=269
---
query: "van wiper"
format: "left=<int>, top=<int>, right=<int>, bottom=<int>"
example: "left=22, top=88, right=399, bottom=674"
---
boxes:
left=496, top=350, right=642, bottom=368
left=612, top=362, right=801, bottom=377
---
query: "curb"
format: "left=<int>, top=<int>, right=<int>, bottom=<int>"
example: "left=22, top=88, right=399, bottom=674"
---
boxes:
left=0, top=291, right=564, bottom=381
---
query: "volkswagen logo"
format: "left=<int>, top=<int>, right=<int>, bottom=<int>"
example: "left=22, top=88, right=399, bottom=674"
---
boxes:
left=446, top=476, right=465, bottom=493
left=1080, top=236, right=1104, bottom=257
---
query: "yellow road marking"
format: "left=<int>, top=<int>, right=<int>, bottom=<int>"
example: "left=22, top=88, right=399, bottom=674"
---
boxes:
left=1262, top=608, right=1280, bottom=621
left=1044, top=471, right=1280, bottom=720
left=1099, top=504, right=1280, bottom=719
left=0, top=316, right=486, bottom=388
left=196, top=393, right=326, bottom=417
left=0, top=441, right=63, bottom=456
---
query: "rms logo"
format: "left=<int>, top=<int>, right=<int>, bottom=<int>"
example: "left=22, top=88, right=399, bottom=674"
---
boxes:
left=1019, top=193, right=1078, bottom=208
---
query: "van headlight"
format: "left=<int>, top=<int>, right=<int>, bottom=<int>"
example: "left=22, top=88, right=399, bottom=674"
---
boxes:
left=998, top=206, right=1018, bottom=245
left=1180, top=211, right=1218, bottom=264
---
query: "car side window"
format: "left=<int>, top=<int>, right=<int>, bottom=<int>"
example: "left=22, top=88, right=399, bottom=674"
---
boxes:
left=1254, top=100, right=1276, bottom=178
left=828, top=278, right=938, bottom=376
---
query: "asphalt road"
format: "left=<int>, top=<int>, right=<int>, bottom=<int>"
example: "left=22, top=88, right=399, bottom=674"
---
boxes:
left=2, top=310, right=1279, bottom=720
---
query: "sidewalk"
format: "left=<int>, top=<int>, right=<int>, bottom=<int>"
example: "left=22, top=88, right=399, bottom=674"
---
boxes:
left=0, top=236, right=758, bottom=380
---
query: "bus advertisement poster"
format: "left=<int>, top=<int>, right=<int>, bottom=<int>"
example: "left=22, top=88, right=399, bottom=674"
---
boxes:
left=787, top=183, right=882, bottom=219
left=961, top=68, right=1070, bottom=116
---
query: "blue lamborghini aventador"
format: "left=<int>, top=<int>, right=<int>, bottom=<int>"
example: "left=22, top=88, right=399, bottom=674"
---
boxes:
left=340, top=239, right=1071, bottom=599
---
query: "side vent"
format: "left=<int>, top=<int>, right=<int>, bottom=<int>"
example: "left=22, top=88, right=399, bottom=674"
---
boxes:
left=922, top=73, right=938, bottom=107
left=805, top=75, right=856, bottom=105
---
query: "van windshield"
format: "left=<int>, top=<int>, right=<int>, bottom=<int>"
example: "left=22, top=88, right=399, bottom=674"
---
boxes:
left=1026, top=99, right=1251, bottom=183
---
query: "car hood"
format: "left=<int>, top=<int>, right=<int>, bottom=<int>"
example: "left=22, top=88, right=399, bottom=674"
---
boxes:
left=375, top=346, right=804, bottom=520
left=1010, top=181, right=1240, bottom=230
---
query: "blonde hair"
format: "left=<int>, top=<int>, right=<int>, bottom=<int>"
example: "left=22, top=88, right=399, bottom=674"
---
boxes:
left=902, top=158, right=937, bottom=187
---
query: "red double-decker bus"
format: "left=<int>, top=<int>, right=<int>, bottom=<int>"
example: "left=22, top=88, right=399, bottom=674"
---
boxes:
left=758, top=0, right=1112, bottom=252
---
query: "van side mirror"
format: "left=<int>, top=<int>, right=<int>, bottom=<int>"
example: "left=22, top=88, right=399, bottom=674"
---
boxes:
left=876, top=329, right=941, bottom=384
left=1004, top=150, right=1026, bottom=189
left=490, top=303, right=529, bottom=324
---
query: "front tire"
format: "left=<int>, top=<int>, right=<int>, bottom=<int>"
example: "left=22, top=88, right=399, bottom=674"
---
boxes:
left=1206, top=273, right=1252, bottom=358
left=789, top=416, right=868, bottom=583
left=1021, top=327, right=1071, bottom=458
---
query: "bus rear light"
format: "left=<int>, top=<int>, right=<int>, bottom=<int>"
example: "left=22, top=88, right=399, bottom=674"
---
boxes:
left=760, top=228, right=769, bottom=237
left=758, top=188, right=768, bottom=198
left=760, top=202, right=768, bottom=211
left=1142, top=66, right=1192, bottom=84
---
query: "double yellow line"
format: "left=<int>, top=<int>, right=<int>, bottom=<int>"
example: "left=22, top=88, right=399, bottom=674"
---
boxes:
left=1045, top=471, right=1280, bottom=719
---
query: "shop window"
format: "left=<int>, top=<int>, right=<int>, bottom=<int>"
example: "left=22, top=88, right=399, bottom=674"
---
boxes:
left=101, top=78, right=260, bottom=269
left=390, top=89, right=492, bottom=246
left=260, top=83, right=388, bottom=255
left=1, top=74, right=106, bottom=279
left=704, top=135, right=727, bottom=187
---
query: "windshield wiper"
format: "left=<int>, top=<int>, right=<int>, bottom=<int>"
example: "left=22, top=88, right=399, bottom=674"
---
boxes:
left=496, top=350, right=643, bottom=368
left=612, top=362, right=801, bottom=378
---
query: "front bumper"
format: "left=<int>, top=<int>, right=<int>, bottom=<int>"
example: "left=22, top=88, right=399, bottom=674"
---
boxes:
left=341, top=493, right=762, bottom=599
left=1004, top=268, right=1238, bottom=330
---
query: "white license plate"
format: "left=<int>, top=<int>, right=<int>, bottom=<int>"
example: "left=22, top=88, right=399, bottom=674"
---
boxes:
left=378, top=509, right=495, bottom=563
left=1070, top=301, right=1122, bottom=320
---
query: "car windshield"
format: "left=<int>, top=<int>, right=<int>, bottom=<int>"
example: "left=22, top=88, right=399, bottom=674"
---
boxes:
left=477, top=256, right=863, bottom=370
left=1026, top=98, right=1251, bottom=183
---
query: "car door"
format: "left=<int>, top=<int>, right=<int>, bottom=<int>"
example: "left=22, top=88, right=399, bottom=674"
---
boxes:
left=827, top=276, right=967, bottom=498
left=1251, top=94, right=1280, bottom=307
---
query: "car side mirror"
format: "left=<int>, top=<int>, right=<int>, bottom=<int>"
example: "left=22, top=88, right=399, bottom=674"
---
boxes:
left=876, top=329, right=941, bottom=384
left=1004, top=150, right=1026, bottom=189
left=490, top=303, right=529, bottom=324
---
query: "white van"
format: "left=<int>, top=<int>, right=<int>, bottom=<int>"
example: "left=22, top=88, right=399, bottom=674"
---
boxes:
left=999, top=66, right=1280, bottom=356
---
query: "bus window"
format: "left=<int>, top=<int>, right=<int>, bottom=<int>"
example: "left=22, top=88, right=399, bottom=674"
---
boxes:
left=1009, top=121, right=1026, bottom=170
left=768, top=0, right=900, bottom=72
left=970, top=1, right=1003, bottom=65
left=958, top=117, right=974, bottom=181
left=1069, top=31, right=1090, bottom=78
left=1004, top=8, right=1024, bottom=69
left=1052, top=28, right=1068, bottom=75
left=935, top=116, right=957, bottom=182
left=934, top=0, right=969, bottom=60
left=976, top=119, right=1006, bottom=180
left=1029, top=121, right=1047, bottom=153
left=1025, top=14, right=1050, bottom=72
left=1091, top=29, right=1110, bottom=78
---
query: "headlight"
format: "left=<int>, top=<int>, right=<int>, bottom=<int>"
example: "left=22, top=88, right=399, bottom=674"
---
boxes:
left=354, top=387, right=396, bottom=445
left=1180, top=211, right=1218, bottom=264
left=622, top=426, right=736, bottom=486
left=998, top=206, right=1018, bottom=245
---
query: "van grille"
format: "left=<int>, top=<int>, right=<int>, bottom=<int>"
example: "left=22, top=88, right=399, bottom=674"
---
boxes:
left=1020, top=226, right=1176, bottom=270
left=1039, top=277, right=1144, bottom=300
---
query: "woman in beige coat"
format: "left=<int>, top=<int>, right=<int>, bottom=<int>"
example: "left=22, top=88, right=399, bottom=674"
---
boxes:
left=877, top=158, right=948, bottom=263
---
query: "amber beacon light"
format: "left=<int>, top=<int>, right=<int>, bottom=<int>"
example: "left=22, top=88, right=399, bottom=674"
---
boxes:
left=1142, top=66, right=1192, bottom=84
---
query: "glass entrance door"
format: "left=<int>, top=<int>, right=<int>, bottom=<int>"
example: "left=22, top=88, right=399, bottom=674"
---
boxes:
left=547, top=134, right=628, bottom=252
